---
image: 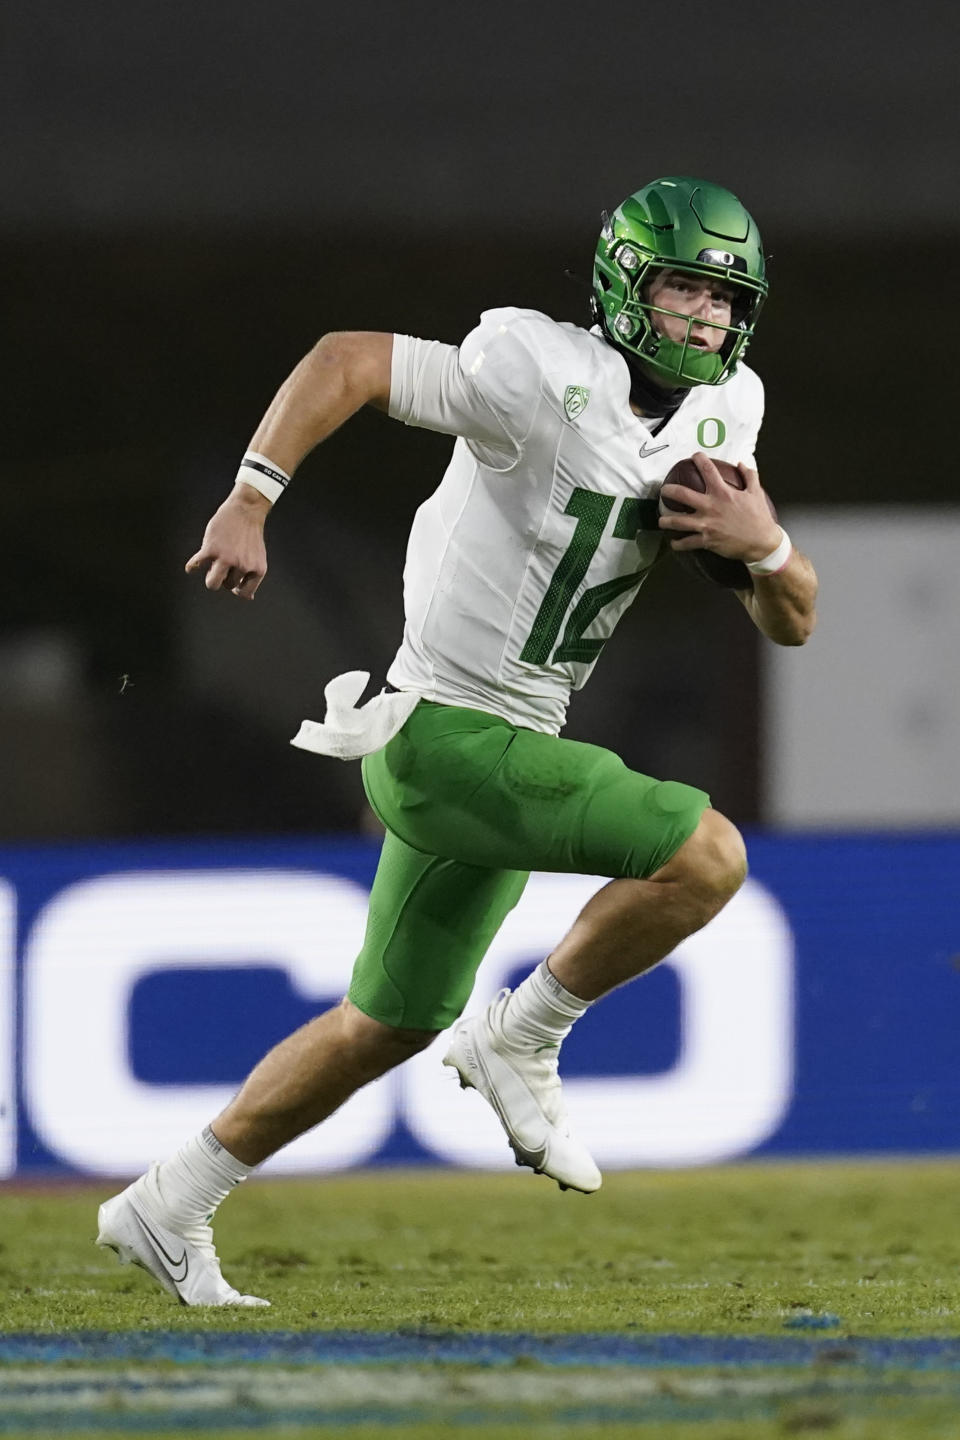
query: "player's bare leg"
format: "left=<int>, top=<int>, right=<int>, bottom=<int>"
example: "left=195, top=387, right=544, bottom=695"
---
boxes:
left=443, top=809, right=747, bottom=1193
left=97, top=1003, right=436, bottom=1305
left=212, top=1001, right=438, bottom=1165
left=547, top=807, right=747, bottom=999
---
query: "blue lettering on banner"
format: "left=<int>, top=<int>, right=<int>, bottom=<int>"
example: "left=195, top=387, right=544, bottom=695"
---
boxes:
left=1, top=832, right=958, bottom=1178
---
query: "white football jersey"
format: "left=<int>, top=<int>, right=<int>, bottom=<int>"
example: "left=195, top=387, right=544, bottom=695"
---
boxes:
left=387, top=307, right=763, bottom=733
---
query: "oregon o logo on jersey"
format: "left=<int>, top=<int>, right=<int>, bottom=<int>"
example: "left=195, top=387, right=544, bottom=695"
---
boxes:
left=697, top=417, right=726, bottom=448
left=563, top=385, right=590, bottom=421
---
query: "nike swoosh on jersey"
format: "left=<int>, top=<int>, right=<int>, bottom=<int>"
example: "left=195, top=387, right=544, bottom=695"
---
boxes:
left=639, top=440, right=670, bottom=458
left=138, top=1214, right=189, bottom=1282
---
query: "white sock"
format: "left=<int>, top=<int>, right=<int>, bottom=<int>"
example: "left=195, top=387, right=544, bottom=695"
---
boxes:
left=499, top=960, right=591, bottom=1052
left=142, top=1126, right=254, bottom=1228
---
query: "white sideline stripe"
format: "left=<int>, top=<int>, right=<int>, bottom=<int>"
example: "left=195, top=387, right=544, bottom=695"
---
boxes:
left=0, top=1365, right=947, bottom=1413
left=0, top=881, right=15, bottom=1181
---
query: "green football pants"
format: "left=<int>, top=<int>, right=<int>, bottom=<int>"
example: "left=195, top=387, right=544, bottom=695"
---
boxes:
left=348, top=700, right=709, bottom=1030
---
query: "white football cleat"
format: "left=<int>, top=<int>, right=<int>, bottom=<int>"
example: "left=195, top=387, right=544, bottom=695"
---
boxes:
left=96, top=1167, right=269, bottom=1307
left=443, top=989, right=601, bottom=1194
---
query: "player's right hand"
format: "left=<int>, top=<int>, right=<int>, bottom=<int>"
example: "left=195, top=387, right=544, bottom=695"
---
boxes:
left=185, top=484, right=271, bottom=599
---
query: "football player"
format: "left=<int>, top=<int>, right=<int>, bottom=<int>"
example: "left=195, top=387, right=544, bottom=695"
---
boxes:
left=97, top=177, right=817, bottom=1306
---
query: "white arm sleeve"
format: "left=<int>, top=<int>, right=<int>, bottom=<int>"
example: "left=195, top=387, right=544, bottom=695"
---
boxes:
left=388, top=335, right=509, bottom=445
left=388, top=310, right=545, bottom=460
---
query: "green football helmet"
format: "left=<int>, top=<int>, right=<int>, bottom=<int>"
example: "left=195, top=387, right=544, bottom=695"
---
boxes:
left=592, top=176, right=768, bottom=388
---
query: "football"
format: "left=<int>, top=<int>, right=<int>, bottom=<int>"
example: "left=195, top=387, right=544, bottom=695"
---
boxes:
left=658, top=457, right=778, bottom=589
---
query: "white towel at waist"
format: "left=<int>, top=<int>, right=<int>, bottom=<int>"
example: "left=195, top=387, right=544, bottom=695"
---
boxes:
left=290, top=670, right=420, bottom=761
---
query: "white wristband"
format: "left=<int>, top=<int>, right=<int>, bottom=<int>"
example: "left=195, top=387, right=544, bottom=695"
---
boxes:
left=746, top=527, right=792, bottom=577
left=236, top=451, right=291, bottom=504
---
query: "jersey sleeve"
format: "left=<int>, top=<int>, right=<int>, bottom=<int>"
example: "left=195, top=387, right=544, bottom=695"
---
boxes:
left=388, top=308, right=546, bottom=464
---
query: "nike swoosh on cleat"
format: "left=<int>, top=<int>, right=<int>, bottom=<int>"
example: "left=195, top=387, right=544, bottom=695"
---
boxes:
left=138, top=1215, right=189, bottom=1283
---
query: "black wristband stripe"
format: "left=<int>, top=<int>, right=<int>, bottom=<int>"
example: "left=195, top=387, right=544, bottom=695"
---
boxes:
left=241, top=457, right=289, bottom=488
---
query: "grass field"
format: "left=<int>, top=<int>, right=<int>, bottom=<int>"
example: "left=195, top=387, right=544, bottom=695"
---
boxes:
left=5, top=1161, right=959, bottom=1332
left=7, top=1421, right=960, bottom=1440
left=2, top=1160, right=959, bottom=1437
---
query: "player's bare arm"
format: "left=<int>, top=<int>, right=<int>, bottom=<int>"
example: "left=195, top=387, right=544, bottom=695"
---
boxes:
left=658, top=452, right=817, bottom=646
left=185, top=331, right=393, bottom=599
left=734, top=547, right=817, bottom=646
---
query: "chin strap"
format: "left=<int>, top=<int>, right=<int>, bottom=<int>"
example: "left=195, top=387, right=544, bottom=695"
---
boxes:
left=648, top=333, right=729, bottom=385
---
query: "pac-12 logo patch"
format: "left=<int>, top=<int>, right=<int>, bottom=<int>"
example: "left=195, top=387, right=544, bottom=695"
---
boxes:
left=563, top=384, right=590, bottom=420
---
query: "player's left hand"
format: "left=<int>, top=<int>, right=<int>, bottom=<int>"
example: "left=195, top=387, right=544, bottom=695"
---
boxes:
left=658, top=452, right=781, bottom=563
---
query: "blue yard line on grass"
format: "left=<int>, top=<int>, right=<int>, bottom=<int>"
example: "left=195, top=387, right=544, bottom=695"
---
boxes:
left=0, top=1407, right=771, bottom=1434
left=2, top=1331, right=960, bottom=1367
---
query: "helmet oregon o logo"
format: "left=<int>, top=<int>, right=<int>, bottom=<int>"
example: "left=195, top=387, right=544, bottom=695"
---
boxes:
left=564, top=385, right=590, bottom=421
left=697, top=417, right=726, bottom=449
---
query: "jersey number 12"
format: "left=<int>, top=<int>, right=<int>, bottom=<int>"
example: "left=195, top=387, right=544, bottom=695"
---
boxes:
left=520, top=489, right=653, bottom=667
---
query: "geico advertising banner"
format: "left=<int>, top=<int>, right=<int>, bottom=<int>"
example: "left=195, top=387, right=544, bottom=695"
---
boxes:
left=1, top=833, right=957, bottom=1179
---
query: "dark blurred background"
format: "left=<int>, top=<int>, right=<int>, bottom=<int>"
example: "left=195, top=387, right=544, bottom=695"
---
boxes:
left=4, top=1, right=957, bottom=841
